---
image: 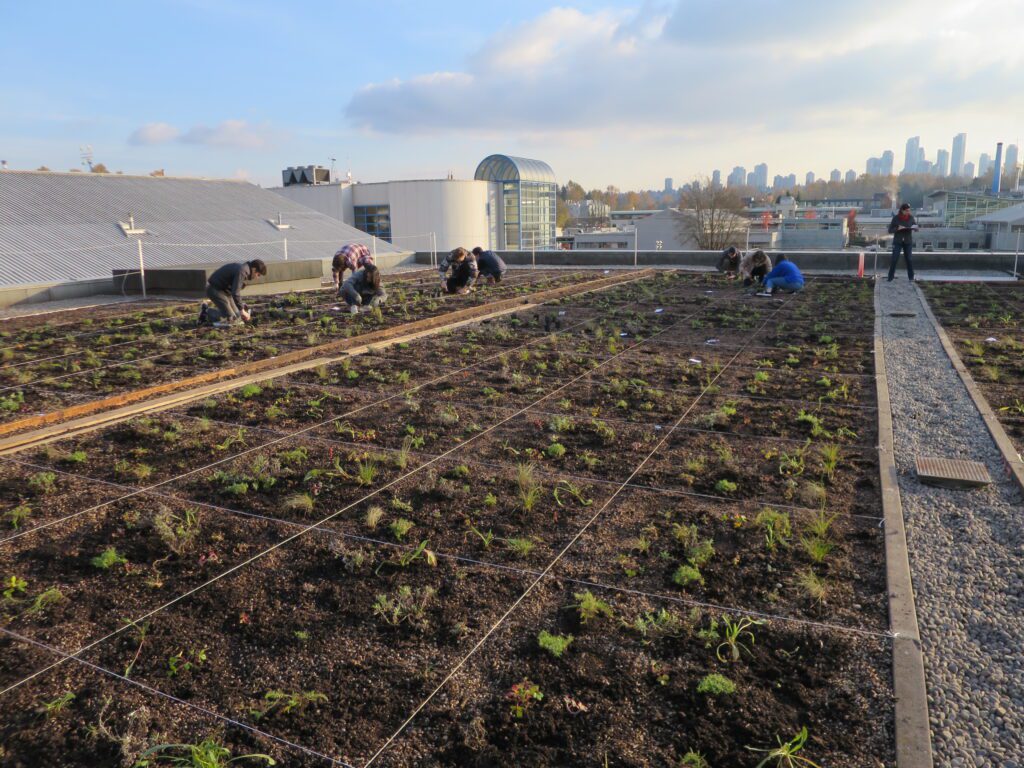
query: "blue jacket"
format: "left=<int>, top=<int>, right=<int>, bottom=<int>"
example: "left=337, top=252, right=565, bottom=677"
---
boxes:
left=475, top=250, right=507, bottom=278
left=764, top=259, right=804, bottom=285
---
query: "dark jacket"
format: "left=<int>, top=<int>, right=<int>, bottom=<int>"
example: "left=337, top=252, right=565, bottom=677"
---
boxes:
left=438, top=253, right=479, bottom=286
left=343, top=268, right=385, bottom=298
left=208, top=262, right=252, bottom=308
left=717, top=249, right=740, bottom=273
left=888, top=213, right=917, bottom=245
left=475, top=250, right=507, bottom=278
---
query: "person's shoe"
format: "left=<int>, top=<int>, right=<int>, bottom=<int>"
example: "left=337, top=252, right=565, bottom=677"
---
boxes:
left=197, top=303, right=208, bottom=325
left=349, top=304, right=360, bottom=315
left=212, top=320, right=233, bottom=328
left=755, top=291, right=772, bottom=297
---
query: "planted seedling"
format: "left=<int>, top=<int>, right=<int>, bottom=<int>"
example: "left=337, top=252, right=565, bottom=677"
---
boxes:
left=167, top=647, right=207, bottom=677
left=673, top=564, right=704, bottom=588
left=680, top=752, right=711, bottom=768
left=507, top=680, right=544, bottom=719
left=373, top=585, right=436, bottom=630
left=516, top=463, right=543, bottom=512
left=537, top=630, right=574, bottom=658
left=122, top=619, right=150, bottom=678
left=153, top=507, right=201, bottom=556
left=696, top=673, right=736, bottom=696
left=3, top=575, right=27, bottom=601
left=716, top=616, right=764, bottom=662
left=5, top=503, right=31, bottom=529
left=746, top=726, right=821, bottom=767
left=27, top=471, right=57, bottom=495
left=38, top=691, right=75, bottom=719
left=504, top=537, right=535, bottom=558
left=573, top=590, right=613, bottom=624
left=251, top=690, right=328, bottom=720
left=624, top=608, right=684, bottom=644
left=390, top=518, right=414, bottom=541
left=136, top=738, right=275, bottom=766
left=817, top=443, right=840, bottom=480
left=553, top=480, right=592, bottom=507
left=714, top=478, right=738, bottom=494
left=91, top=547, right=128, bottom=570
left=468, top=524, right=495, bottom=550
left=755, top=508, right=792, bottom=551
left=800, top=535, right=833, bottom=564
left=284, top=492, right=315, bottom=515
left=797, top=569, right=827, bottom=604
left=356, top=459, right=378, bottom=486
left=25, top=586, right=64, bottom=615
left=364, top=505, right=384, bottom=530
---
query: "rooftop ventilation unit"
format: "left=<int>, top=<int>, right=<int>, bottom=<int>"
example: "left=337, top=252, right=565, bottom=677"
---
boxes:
left=282, top=165, right=332, bottom=186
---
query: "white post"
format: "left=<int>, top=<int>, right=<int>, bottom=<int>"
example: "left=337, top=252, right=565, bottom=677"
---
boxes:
left=431, top=231, right=436, bottom=268
left=282, top=238, right=288, bottom=260
left=531, top=234, right=536, bottom=269
left=137, top=238, right=146, bottom=298
left=372, top=235, right=377, bottom=259
left=1015, top=231, right=1021, bottom=279
left=745, top=223, right=750, bottom=252
left=633, top=229, right=638, bottom=268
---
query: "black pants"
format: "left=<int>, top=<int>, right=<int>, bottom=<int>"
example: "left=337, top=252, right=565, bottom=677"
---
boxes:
left=888, top=240, right=914, bottom=280
left=206, top=284, right=240, bottom=321
left=445, top=262, right=474, bottom=293
left=743, top=264, right=768, bottom=287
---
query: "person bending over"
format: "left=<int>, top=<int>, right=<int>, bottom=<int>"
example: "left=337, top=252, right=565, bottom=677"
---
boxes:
left=200, top=259, right=266, bottom=326
left=341, top=263, right=387, bottom=314
left=740, top=249, right=772, bottom=289
left=717, top=246, right=741, bottom=277
left=332, top=243, right=374, bottom=290
left=757, top=255, right=804, bottom=296
left=438, top=247, right=479, bottom=294
left=471, top=247, right=508, bottom=284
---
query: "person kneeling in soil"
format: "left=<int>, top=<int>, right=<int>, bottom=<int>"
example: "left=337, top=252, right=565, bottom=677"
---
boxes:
left=717, top=246, right=741, bottom=278
left=471, top=246, right=508, bottom=284
left=341, top=263, right=387, bottom=314
left=332, top=243, right=374, bottom=290
left=740, top=249, right=772, bottom=291
left=438, top=247, right=479, bottom=295
left=199, top=259, right=267, bottom=327
left=757, top=255, right=804, bottom=296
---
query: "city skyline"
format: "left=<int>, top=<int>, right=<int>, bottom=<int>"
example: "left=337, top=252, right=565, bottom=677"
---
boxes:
left=3, top=2, right=1024, bottom=189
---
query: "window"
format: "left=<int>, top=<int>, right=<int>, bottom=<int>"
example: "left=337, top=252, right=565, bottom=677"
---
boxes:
left=952, top=241, right=963, bottom=249
left=354, top=205, right=391, bottom=242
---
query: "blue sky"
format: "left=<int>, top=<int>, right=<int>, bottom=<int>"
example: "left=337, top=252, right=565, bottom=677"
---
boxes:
left=3, top=1, right=1023, bottom=188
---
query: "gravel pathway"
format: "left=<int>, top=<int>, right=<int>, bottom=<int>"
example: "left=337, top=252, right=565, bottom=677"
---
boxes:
left=879, top=278, right=1024, bottom=767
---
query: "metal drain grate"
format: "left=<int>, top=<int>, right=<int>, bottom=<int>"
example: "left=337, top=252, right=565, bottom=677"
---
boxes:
left=915, top=456, right=992, bottom=489
left=889, top=312, right=917, bottom=318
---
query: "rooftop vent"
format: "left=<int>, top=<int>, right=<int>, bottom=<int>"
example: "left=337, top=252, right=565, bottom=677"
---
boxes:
left=266, top=212, right=292, bottom=231
left=118, top=213, right=147, bottom=237
left=282, top=165, right=331, bottom=187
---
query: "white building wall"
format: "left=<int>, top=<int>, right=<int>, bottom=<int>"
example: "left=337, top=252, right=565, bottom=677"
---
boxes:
left=272, top=182, right=354, bottom=224
left=368, top=180, right=492, bottom=253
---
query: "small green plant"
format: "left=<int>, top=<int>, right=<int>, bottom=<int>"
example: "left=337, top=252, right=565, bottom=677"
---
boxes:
left=239, top=383, right=262, bottom=399
left=516, top=462, right=543, bottom=512
left=696, top=673, right=736, bottom=696
left=507, top=680, right=544, bottom=719
left=356, top=459, right=378, bottom=486
left=680, top=752, right=711, bottom=768
left=553, top=480, right=592, bottom=508
left=373, top=585, right=436, bottom=630
left=63, top=450, right=88, bottom=464
left=716, top=616, right=764, bottom=663
left=714, top=478, right=738, bottom=494
left=276, top=447, right=308, bottom=466
left=390, top=518, right=414, bottom=541
left=135, top=738, right=276, bottom=766
left=818, top=443, right=841, bottom=480
left=5, top=503, right=31, bottom=529
left=624, top=608, right=684, bottom=644
left=251, top=690, right=328, bottom=719
left=547, top=415, right=576, bottom=433
left=797, top=569, right=827, bottom=603
left=25, top=586, right=64, bottom=615
left=537, top=630, right=574, bottom=658
left=153, top=507, right=201, bottom=556
left=468, top=524, right=495, bottom=550
left=284, top=492, right=315, bottom=515
left=3, top=575, right=28, bottom=600
left=39, top=691, right=75, bottom=719
left=91, top=547, right=128, bottom=570
left=573, top=590, right=614, bottom=624
left=800, top=536, right=833, bottom=564
left=544, top=442, right=567, bottom=459
left=364, top=506, right=384, bottom=530
left=27, top=471, right=57, bottom=495
left=746, top=726, right=821, bottom=767
left=167, top=647, right=207, bottom=677
left=504, top=537, right=535, bottom=558
left=755, top=508, right=792, bottom=551
left=673, top=564, right=704, bottom=588
left=483, top=492, right=498, bottom=507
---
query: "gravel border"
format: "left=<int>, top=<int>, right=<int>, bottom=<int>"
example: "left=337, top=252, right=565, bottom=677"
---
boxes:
left=879, top=278, right=1024, bottom=767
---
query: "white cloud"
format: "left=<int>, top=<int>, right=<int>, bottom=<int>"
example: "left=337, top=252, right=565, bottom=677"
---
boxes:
left=128, top=122, right=181, bottom=145
left=127, top=119, right=274, bottom=149
left=344, top=0, right=1024, bottom=140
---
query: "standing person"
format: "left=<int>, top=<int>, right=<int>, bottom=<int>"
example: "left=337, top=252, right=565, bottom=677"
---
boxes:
left=200, top=259, right=267, bottom=326
left=471, top=246, right=508, bottom=284
left=717, top=246, right=741, bottom=277
left=332, top=243, right=374, bottom=290
left=739, top=249, right=772, bottom=290
left=757, top=254, right=804, bottom=296
left=438, top=247, right=479, bottom=294
left=340, top=263, right=387, bottom=314
left=886, top=203, right=917, bottom=282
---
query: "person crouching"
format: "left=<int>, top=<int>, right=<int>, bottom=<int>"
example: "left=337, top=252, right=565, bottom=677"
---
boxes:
left=341, top=263, right=387, bottom=314
left=740, top=249, right=772, bottom=291
left=439, top=247, right=479, bottom=294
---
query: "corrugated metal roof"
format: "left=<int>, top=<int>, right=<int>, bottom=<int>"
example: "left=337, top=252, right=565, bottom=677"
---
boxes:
left=0, top=171, right=405, bottom=287
left=972, top=202, right=1024, bottom=224
left=474, top=154, right=557, bottom=185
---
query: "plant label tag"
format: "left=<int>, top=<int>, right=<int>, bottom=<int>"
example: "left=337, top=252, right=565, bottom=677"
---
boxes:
left=654, top=308, right=664, bottom=313
left=689, top=358, right=702, bottom=365
left=704, top=290, right=714, bottom=294
left=331, top=306, right=342, bottom=311
left=985, top=337, right=998, bottom=343
left=558, top=311, right=566, bottom=316
left=705, top=339, right=719, bottom=345
left=603, top=270, right=611, bottom=274
left=619, top=332, right=629, bottom=337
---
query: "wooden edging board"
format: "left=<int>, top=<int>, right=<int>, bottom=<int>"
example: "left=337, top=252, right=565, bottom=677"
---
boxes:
left=0, top=269, right=656, bottom=456
left=914, top=282, right=1024, bottom=494
left=874, top=280, right=935, bottom=768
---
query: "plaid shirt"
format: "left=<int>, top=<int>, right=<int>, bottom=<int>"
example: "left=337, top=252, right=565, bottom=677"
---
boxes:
left=333, top=243, right=374, bottom=276
left=438, top=252, right=479, bottom=285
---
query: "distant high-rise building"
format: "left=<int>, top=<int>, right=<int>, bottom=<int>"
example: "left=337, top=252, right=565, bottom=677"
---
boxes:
left=805, top=171, right=815, bottom=186
left=829, top=168, right=841, bottom=183
left=753, top=163, right=768, bottom=190
left=979, top=153, right=991, bottom=176
left=773, top=174, right=785, bottom=191
left=903, top=136, right=920, bottom=174
left=727, top=166, right=747, bottom=187
left=866, top=157, right=881, bottom=176
left=917, top=147, right=926, bottom=167
left=951, top=133, right=967, bottom=177
left=880, top=150, right=894, bottom=176
left=844, top=169, right=856, bottom=184
left=711, top=169, right=721, bottom=188
left=786, top=173, right=797, bottom=189
left=936, top=149, right=949, bottom=177
left=1004, top=144, right=1019, bottom=180
left=664, top=177, right=673, bottom=193
left=746, top=171, right=757, bottom=187
left=963, top=161, right=976, bottom=179
left=918, top=160, right=934, bottom=175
